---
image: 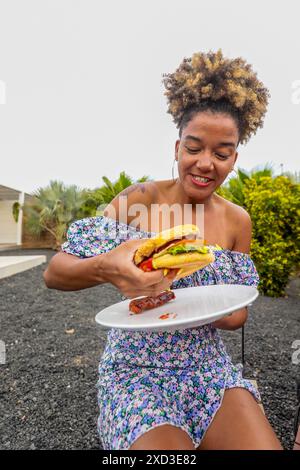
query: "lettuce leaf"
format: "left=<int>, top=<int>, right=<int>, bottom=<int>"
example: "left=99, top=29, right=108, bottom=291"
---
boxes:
left=167, top=244, right=209, bottom=255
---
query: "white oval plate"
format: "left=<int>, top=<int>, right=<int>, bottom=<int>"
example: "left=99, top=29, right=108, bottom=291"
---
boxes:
left=95, top=284, right=259, bottom=332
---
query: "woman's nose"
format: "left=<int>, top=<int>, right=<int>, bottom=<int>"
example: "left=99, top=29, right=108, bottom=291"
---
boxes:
left=195, top=151, right=214, bottom=170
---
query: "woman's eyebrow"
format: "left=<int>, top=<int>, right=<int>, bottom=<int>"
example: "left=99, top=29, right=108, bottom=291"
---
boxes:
left=184, top=135, right=236, bottom=147
left=184, top=135, right=202, bottom=143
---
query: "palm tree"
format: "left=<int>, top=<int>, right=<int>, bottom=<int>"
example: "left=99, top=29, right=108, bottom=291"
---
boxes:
left=24, top=181, right=86, bottom=249
left=97, top=171, right=150, bottom=204
left=83, top=171, right=150, bottom=216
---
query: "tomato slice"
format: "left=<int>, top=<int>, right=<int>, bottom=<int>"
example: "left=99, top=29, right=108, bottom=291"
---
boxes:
left=139, top=258, right=153, bottom=272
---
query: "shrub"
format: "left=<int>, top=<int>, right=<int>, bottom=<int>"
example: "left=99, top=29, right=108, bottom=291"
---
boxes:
left=243, top=176, right=300, bottom=296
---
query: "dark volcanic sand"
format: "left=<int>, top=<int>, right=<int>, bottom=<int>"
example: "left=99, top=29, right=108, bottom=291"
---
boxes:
left=0, top=249, right=299, bottom=449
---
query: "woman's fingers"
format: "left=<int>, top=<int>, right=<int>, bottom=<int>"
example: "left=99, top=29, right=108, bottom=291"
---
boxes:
left=106, top=238, right=179, bottom=298
left=123, top=269, right=178, bottom=298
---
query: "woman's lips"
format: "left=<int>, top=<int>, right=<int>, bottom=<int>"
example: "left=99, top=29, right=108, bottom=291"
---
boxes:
left=190, top=174, right=214, bottom=188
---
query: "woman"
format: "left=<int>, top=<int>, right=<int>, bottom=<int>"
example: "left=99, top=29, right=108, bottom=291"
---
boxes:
left=44, top=50, right=282, bottom=450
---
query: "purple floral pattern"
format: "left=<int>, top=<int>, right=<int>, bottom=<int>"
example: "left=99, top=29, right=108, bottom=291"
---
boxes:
left=61, top=216, right=260, bottom=450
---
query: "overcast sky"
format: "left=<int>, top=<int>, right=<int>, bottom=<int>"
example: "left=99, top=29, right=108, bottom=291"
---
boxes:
left=0, top=0, right=300, bottom=194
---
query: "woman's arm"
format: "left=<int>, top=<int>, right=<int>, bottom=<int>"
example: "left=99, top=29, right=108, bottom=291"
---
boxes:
left=44, top=182, right=179, bottom=296
left=211, top=308, right=248, bottom=331
left=211, top=208, right=252, bottom=331
left=43, top=238, right=177, bottom=297
left=43, top=251, right=106, bottom=291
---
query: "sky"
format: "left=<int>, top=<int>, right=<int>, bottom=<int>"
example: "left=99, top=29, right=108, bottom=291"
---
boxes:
left=0, top=0, right=300, bottom=194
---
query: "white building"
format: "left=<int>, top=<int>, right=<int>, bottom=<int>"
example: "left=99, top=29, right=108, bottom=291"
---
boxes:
left=0, top=184, right=34, bottom=248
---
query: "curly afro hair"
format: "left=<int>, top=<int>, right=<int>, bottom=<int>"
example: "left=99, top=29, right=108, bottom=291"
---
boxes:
left=162, top=49, right=270, bottom=144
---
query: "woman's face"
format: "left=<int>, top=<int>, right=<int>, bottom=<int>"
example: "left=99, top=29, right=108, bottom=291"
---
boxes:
left=175, top=112, right=239, bottom=201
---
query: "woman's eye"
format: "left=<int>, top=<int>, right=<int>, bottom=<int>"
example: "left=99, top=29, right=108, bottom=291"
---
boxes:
left=185, top=147, right=230, bottom=159
left=216, top=153, right=230, bottom=159
left=186, top=148, right=200, bottom=154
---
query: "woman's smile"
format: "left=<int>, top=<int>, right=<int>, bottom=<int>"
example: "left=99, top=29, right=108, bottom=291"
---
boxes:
left=189, top=174, right=215, bottom=188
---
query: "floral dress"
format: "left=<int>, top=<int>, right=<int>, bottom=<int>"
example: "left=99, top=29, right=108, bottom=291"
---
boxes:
left=61, top=215, right=260, bottom=450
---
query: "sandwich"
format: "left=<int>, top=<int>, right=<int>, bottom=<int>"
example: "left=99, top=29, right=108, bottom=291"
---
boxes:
left=133, top=224, right=215, bottom=281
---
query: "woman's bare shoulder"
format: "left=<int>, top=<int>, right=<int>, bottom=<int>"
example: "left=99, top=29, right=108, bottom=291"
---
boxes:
left=103, top=180, right=159, bottom=222
left=215, top=193, right=251, bottom=223
left=215, top=194, right=252, bottom=252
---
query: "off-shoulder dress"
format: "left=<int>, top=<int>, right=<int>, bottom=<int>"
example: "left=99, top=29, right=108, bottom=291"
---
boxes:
left=61, top=216, right=260, bottom=450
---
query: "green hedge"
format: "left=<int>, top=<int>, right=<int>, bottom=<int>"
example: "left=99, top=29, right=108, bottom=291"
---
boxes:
left=243, top=176, right=300, bottom=296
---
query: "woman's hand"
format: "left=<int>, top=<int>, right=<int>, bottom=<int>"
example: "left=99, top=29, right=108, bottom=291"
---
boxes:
left=43, top=238, right=177, bottom=294
left=98, top=238, right=178, bottom=299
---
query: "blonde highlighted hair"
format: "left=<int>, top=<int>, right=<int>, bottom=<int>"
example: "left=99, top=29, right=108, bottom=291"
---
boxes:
left=162, top=49, right=270, bottom=144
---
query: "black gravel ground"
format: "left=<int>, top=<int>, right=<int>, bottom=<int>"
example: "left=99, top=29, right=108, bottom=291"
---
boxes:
left=0, top=249, right=299, bottom=450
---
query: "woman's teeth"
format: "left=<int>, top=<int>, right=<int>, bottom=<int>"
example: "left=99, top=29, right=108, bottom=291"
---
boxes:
left=192, top=175, right=211, bottom=182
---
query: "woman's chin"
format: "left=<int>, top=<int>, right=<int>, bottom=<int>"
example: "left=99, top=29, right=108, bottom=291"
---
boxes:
left=182, top=180, right=215, bottom=201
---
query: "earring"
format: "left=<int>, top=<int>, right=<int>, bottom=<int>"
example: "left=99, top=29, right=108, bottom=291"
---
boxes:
left=172, top=158, right=178, bottom=181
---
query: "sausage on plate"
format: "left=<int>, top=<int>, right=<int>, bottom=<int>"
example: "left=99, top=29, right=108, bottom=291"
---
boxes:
left=129, top=290, right=175, bottom=314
